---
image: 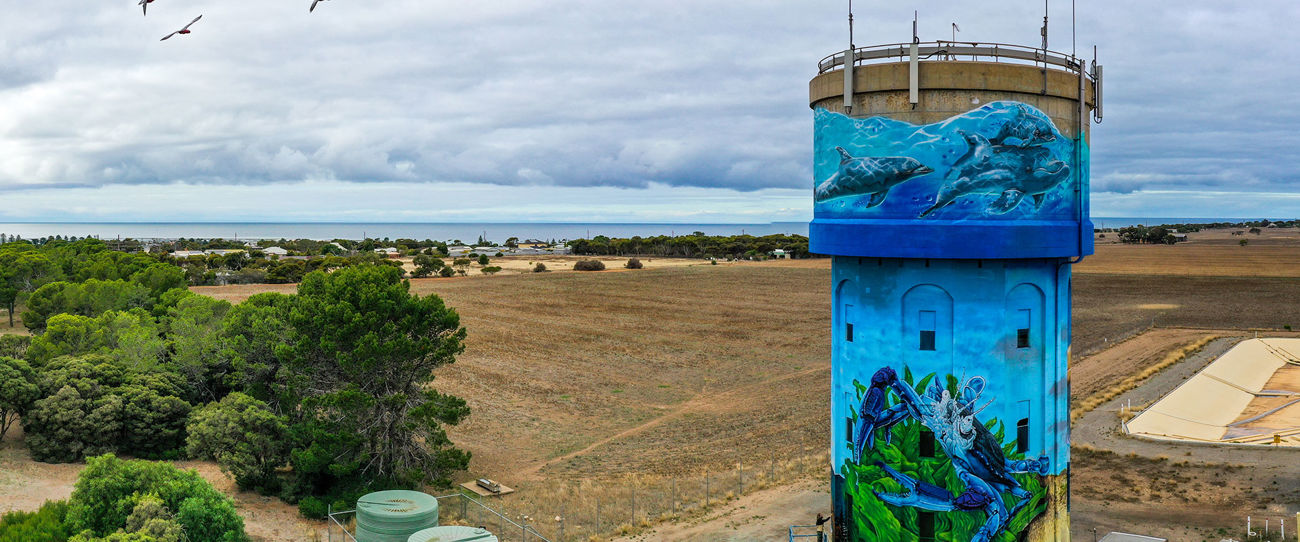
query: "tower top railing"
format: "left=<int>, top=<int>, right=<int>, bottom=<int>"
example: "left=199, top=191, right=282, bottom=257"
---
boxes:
left=817, top=41, right=1096, bottom=82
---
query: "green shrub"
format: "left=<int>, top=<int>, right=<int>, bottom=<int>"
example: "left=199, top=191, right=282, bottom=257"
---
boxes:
left=480, top=266, right=502, bottom=275
left=624, top=258, right=643, bottom=269
left=0, top=500, right=72, bottom=542
left=66, top=454, right=247, bottom=542
left=532, top=263, right=547, bottom=273
left=297, top=497, right=328, bottom=519
left=573, top=260, right=605, bottom=271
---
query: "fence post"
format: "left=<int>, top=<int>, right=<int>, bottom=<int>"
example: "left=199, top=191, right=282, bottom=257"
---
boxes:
left=705, top=469, right=710, bottom=508
left=461, top=494, right=468, bottom=522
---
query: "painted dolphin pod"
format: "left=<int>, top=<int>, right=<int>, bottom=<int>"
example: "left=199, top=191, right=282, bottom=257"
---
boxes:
left=813, top=102, right=1078, bottom=221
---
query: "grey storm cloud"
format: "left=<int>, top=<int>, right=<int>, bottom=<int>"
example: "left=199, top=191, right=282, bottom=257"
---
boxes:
left=1, top=0, right=1299, bottom=203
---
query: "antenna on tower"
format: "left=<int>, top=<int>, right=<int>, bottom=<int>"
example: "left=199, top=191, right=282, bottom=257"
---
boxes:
left=1041, top=0, right=1049, bottom=51
left=847, top=0, right=855, bottom=49
left=912, top=11, right=919, bottom=43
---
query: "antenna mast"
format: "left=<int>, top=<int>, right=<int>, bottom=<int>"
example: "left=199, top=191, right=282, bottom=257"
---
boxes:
left=848, top=0, right=855, bottom=49
left=1041, top=0, right=1049, bottom=51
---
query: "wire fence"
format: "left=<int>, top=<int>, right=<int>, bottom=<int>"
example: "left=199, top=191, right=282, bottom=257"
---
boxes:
left=485, top=451, right=830, bottom=541
left=326, top=451, right=830, bottom=542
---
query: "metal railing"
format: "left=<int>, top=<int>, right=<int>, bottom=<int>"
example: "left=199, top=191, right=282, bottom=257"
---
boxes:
left=817, top=41, right=1094, bottom=81
left=789, top=525, right=827, bottom=541
left=327, top=492, right=553, bottom=542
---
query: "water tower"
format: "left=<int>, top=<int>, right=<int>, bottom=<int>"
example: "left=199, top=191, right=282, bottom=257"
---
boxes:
left=809, top=17, right=1102, bottom=542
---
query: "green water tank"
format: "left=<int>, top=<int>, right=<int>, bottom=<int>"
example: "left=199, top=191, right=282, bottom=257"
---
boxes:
left=354, top=490, right=440, bottom=542
left=407, top=526, right=499, bottom=542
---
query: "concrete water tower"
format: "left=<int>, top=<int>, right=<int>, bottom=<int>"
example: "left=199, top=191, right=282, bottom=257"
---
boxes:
left=809, top=17, right=1102, bottom=542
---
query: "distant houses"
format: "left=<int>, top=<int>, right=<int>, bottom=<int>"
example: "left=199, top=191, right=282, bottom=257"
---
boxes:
left=170, top=248, right=247, bottom=258
left=263, top=247, right=288, bottom=257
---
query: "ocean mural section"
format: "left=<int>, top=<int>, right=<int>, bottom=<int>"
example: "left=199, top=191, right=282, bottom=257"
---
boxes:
left=830, top=258, right=1071, bottom=542
left=813, top=102, right=1080, bottom=221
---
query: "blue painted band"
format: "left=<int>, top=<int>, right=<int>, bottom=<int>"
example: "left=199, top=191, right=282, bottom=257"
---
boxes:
left=809, top=218, right=1095, bottom=259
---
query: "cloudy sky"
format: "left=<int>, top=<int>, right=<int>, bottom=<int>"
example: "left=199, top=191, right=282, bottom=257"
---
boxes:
left=2, top=1, right=1297, bottom=222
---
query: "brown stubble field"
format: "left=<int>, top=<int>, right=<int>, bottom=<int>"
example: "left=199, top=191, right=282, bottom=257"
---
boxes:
left=6, top=227, right=1300, bottom=539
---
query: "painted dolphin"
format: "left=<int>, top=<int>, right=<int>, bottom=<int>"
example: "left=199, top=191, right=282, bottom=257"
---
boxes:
left=814, top=147, right=933, bottom=206
left=989, top=103, right=1058, bottom=147
left=919, top=135, right=1070, bottom=217
left=947, top=130, right=996, bottom=184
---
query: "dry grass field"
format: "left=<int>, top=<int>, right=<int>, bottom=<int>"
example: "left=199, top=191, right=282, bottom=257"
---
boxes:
left=6, top=227, right=1300, bottom=539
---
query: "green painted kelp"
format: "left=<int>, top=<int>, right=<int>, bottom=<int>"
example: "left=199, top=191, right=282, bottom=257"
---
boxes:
left=841, top=369, right=1047, bottom=542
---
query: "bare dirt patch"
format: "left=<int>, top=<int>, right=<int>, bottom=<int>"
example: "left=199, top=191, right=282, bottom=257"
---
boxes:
left=0, top=426, right=325, bottom=541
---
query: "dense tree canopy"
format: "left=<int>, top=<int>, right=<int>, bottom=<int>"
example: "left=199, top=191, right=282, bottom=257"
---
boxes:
left=566, top=232, right=814, bottom=259
left=6, top=237, right=472, bottom=519
left=23, top=355, right=189, bottom=462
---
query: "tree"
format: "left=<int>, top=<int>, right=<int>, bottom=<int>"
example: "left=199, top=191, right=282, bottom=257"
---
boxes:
left=1240, top=238, right=1250, bottom=247
left=504, top=237, right=519, bottom=248
left=129, top=264, right=187, bottom=298
left=22, top=280, right=151, bottom=332
left=166, top=295, right=234, bottom=402
left=277, top=265, right=470, bottom=495
left=27, top=310, right=164, bottom=369
left=438, top=266, right=455, bottom=278
left=24, top=355, right=190, bottom=462
left=223, top=293, right=297, bottom=414
left=0, top=357, right=39, bottom=441
left=412, top=254, right=444, bottom=278
left=1250, top=227, right=1262, bottom=235
left=23, top=385, right=104, bottom=462
left=0, top=335, right=28, bottom=359
left=186, top=393, right=289, bottom=492
left=0, top=248, right=60, bottom=327
left=477, top=254, right=489, bottom=266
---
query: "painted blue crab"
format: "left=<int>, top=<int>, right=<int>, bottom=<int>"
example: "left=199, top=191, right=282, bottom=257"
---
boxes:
left=853, top=367, right=1049, bottom=542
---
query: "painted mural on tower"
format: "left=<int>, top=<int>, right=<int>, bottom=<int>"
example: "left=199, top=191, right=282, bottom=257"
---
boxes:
left=813, top=102, right=1082, bottom=221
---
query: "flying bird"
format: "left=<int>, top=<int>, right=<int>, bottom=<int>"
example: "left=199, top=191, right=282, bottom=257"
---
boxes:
left=160, top=15, right=202, bottom=41
left=309, top=0, right=329, bottom=12
left=139, top=0, right=155, bottom=16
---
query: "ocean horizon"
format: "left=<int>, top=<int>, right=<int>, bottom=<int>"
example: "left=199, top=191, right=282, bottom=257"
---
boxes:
left=0, top=217, right=1288, bottom=242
